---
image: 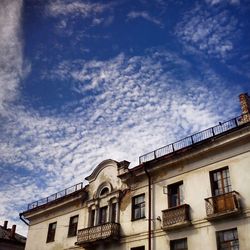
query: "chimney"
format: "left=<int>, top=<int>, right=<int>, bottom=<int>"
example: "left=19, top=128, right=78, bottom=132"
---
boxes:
left=239, top=93, right=250, bottom=124
left=3, top=221, right=8, bottom=229
left=10, top=225, right=16, bottom=238
left=117, top=160, right=130, bottom=176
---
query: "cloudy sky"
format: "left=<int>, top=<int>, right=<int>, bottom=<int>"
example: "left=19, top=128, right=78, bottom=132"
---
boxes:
left=0, top=0, right=250, bottom=235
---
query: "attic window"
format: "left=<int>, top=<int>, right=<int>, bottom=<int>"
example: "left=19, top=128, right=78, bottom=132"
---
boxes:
left=100, top=187, right=109, bottom=196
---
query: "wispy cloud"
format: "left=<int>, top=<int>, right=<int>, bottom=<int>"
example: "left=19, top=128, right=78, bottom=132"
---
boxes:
left=47, top=0, right=114, bottom=34
left=0, top=0, right=24, bottom=116
left=46, top=0, right=110, bottom=18
left=175, top=4, right=240, bottom=59
left=127, top=11, right=163, bottom=27
left=205, top=0, right=240, bottom=5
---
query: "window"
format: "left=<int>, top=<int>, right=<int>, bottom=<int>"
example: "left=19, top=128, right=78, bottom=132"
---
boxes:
left=99, top=206, right=108, bottom=225
left=131, top=247, right=145, bottom=250
left=170, top=238, right=188, bottom=250
left=68, top=215, right=78, bottom=237
left=89, top=209, right=95, bottom=227
left=168, top=182, right=184, bottom=208
left=132, top=194, right=145, bottom=220
left=111, top=203, right=117, bottom=223
left=210, top=167, right=232, bottom=196
left=217, top=228, right=239, bottom=250
left=100, top=187, right=109, bottom=196
left=46, top=222, right=56, bottom=243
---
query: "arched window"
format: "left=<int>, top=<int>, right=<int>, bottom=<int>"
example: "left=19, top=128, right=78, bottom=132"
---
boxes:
left=100, top=187, right=109, bottom=196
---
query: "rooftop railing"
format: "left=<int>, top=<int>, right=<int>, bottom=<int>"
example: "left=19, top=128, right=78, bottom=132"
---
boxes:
left=139, top=114, right=249, bottom=164
left=27, top=182, right=84, bottom=210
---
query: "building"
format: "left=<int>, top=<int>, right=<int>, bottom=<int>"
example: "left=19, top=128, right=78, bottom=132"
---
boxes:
left=20, top=93, right=250, bottom=250
left=0, top=221, right=26, bottom=250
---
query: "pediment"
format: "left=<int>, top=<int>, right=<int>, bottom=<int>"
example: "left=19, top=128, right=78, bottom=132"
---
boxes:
left=85, top=159, right=118, bottom=183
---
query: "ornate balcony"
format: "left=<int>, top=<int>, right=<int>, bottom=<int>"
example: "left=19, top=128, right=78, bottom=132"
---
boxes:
left=162, top=204, right=191, bottom=230
left=205, top=191, right=241, bottom=220
left=76, top=223, right=120, bottom=247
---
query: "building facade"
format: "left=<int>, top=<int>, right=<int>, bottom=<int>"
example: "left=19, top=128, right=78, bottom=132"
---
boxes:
left=20, top=93, right=250, bottom=250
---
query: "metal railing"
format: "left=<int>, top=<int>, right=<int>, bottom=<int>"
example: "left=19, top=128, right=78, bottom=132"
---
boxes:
left=162, top=204, right=190, bottom=229
left=205, top=191, right=240, bottom=218
left=27, top=182, right=84, bottom=210
left=77, top=223, right=120, bottom=245
left=139, top=114, right=249, bottom=164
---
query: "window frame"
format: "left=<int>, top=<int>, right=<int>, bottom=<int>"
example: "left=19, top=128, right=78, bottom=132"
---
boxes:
left=67, top=215, right=79, bottom=237
left=99, top=206, right=108, bottom=225
left=131, top=247, right=145, bottom=250
left=89, top=209, right=95, bottom=227
left=216, top=228, right=239, bottom=250
left=111, top=202, right=117, bottom=223
left=210, top=167, right=232, bottom=196
left=168, top=181, right=184, bottom=208
left=131, top=193, right=145, bottom=221
left=170, top=238, right=188, bottom=250
left=46, top=222, right=57, bottom=243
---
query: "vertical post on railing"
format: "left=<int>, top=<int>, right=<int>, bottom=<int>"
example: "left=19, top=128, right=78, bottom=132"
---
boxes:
left=191, top=135, right=194, bottom=144
left=235, top=118, right=238, bottom=127
left=211, top=127, right=215, bottom=136
left=172, top=143, right=175, bottom=152
left=154, top=151, right=156, bottom=159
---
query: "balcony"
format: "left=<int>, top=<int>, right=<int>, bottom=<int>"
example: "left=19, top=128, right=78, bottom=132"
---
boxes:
left=162, top=204, right=191, bottom=230
left=205, top=191, right=241, bottom=220
left=76, top=223, right=120, bottom=247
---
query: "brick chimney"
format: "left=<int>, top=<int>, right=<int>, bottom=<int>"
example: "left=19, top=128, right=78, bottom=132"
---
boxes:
left=239, top=93, right=250, bottom=124
left=10, top=225, right=16, bottom=238
left=3, top=221, right=8, bottom=229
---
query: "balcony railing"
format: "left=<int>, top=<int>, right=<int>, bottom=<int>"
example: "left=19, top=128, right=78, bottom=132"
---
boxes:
left=76, top=223, right=120, bottom=246
left=139, top=114, right=250, bottom=164
left=205, top=191, right=240, bottom=220
left=27, top=182, right=84, bottom=210
left=162, top=204, right=191, bottom=230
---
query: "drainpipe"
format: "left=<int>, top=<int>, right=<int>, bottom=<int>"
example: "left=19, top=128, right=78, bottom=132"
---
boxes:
left=144, top=164, right=152, bottom=250
left=19, top=213, right=29, bottom=226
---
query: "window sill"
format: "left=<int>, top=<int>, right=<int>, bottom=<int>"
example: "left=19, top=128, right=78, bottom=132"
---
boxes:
left=131, top=216, right=146, bottom=222
left=67, top=235, right=77, bottom=238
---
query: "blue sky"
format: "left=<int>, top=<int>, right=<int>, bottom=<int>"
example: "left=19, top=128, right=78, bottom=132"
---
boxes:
left=0, top=0, right=250, bottom=235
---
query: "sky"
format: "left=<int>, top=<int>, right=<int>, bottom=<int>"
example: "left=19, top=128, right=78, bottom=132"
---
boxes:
left=0, top=0, right=250, bottom=235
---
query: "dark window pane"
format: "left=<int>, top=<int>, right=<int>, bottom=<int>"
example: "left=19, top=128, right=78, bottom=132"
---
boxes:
left=89, top=209, right=95, bottom=227
left=217, top=228, right=239, bottom=250
left=170, top=238, right=188, bottom=250
left=99, top=206, right=108, bottom=225
left=132, top=194, right=145, bottom=220
left=68, top=215, right=78, bottom=237
left=111, top=203, right=117, bottom=223
left=46, top=222, right=57, bottom=243
left=168, top=182, right=184, bottom=208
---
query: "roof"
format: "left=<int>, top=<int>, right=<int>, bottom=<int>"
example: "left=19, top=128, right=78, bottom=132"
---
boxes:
left=0, top=226, right=26, bottom=245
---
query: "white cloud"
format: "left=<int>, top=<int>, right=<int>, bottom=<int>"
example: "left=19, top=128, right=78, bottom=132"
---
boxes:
left=46, top=0, right=109, bottom=18
left=127, top=11, right=163, bottom=27
left=205, top=0, right=240, bottom=5
left=0, top=0, right=23, bottom=116
left=175, top=4, right=240, bottom=59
